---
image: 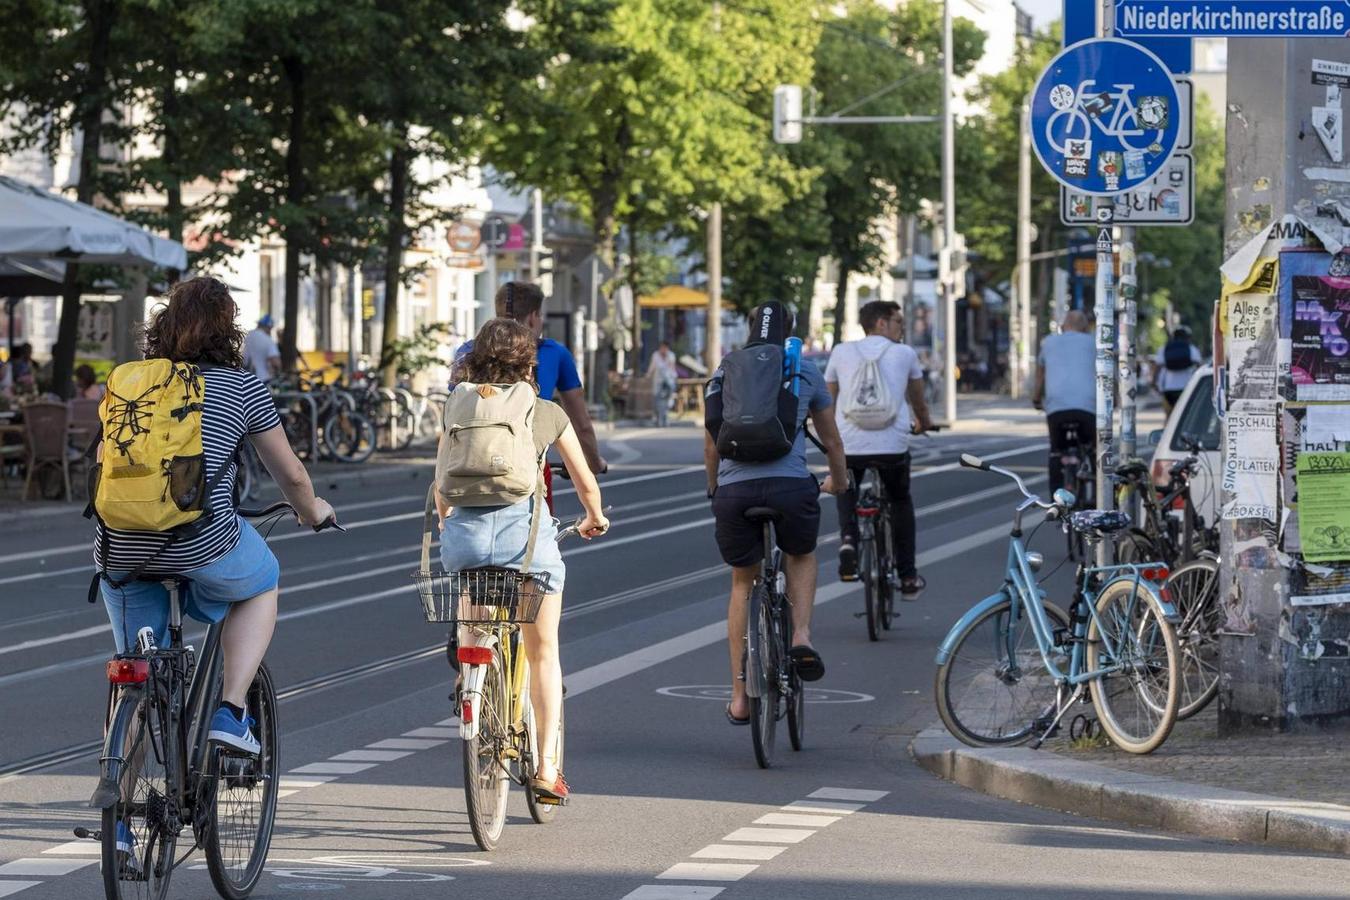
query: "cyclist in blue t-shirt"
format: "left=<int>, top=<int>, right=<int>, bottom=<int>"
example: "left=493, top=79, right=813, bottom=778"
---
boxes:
left=454, top=282, right=607, bottom=501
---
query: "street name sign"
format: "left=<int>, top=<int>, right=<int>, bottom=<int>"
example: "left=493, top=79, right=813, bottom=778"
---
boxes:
left=1061, top=152, right=1194, bottom=226
left=1031, top=38, right=1182, bottom=196
left=1115, top=1, right=1350, bottom=37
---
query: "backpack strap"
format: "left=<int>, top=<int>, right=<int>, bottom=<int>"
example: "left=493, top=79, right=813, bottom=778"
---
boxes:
left=518, top=458, right=546, bottom=578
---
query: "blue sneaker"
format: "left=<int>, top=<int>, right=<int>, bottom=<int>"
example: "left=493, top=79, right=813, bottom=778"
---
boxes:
left=207, top=706, right=260, bottom=756
left=115, top=820, right=142, bottom=878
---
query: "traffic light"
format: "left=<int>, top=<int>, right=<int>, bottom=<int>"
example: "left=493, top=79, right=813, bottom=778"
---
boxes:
left=773, top=85, right=802, bottom=144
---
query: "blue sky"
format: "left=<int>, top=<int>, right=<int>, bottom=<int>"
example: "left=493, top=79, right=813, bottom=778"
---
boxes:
left=1020, top=0, right=1063, bottom=27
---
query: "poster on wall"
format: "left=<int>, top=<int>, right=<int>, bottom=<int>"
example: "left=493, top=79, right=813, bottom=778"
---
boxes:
left=1225, top=292, right=1277, bottom=400
left=1280, top=250, right=1350, bottom=400
left=1222, top=400, right=1279, bottom=522
left=1296, top=451, right=1350, bottom=562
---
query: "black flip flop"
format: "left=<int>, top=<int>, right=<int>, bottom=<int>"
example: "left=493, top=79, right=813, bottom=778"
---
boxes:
left=789, top=645, right=826, bottom=682
left=725, top=703, right=750, bottom=726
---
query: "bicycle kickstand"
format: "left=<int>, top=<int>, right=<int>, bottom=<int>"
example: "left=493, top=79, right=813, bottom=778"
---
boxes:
left=1029, top=684, right=1084, bottom=750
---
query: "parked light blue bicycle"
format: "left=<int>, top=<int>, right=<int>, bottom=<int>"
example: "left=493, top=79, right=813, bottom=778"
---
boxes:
left=934, top=454, right=1182, bottom=755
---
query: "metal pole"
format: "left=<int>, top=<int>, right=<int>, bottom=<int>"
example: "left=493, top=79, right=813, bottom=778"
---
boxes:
left=588, top=254, right=599, bottom=403
left=1014, top=100, right=1032, bottom=399
left=1118, top=229, right=1138, bottom=465
left=347, top=265, right=361, bottom=375
left=940, top=0, right=957, bottom=424
left=707, top=202, right=722, bottom=373
left=531, top=188, right=545, bottom=289
left=1094, top=203, right=1117, bottom=567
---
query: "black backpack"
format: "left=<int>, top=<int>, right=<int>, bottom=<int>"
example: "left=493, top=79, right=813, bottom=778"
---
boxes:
left=1163, top=339, right=1193, bottom=371
left=705, top=344, right=801, bottom=462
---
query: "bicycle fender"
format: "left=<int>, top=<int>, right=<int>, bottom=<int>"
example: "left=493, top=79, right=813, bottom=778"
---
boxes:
left=1103, top=574, right=1180, bottom=622
left=456, top=635, right=500, bottom=742
left=90, top=686, right=144, bottom=809
left=935, top=590, right=1010, bottom=666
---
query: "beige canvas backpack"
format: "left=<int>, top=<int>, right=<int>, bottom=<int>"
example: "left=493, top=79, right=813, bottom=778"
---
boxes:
left=435, top=382, right=542, bottom=508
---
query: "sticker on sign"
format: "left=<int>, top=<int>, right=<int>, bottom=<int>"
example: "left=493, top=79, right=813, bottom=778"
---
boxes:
left=1061, top=153, right=1194, bottom=227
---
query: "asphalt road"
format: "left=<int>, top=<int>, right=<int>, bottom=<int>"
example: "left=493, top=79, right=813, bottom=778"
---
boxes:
left=0, top=420, right=1347, bottom=899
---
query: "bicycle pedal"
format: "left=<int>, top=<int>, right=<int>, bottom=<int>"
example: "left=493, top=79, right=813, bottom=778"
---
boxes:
left=535, top=795, right=567, bottom=807
left=72, top=826, right=100, bottom=841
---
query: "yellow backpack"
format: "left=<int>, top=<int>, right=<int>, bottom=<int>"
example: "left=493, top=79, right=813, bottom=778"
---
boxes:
left=92, top=359, right=208, bottom=532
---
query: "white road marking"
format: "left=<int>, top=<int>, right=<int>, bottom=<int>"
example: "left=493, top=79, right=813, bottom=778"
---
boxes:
left=40, top=841, right=99, bottom=856
left=783, top=800, right=864, bottom=814
left=0, top=883, right=39, bottom=898
left=403, top=727, right=457, bottom=738
left=720, top=827, right=814, bottom=844
left=657, top=862, right=758, bottom=881
left=690, top=845, right=786, bottom=861
left=279, top=776, right=339, bottom=788
left=622, top=887, right=725, bottom=900
left=753, top=812, right=841, bottom=827
left=809, top=787, right=889, bottom=802
left=0, top=858, right=95, bottom=876
left=367, top=738, right=446, bottom=750
left=276, top=789, right=300, bottom=798
left=328, top=749, right=412, bottom=762
left=287, top=762, right=378, bottom=775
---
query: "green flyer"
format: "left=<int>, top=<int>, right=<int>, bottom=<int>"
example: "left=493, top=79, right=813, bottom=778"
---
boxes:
left=1296, top=452, right=1350, bottom=562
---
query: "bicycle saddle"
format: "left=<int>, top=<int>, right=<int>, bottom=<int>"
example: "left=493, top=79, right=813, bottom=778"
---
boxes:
left=743, top=506, right=783, bottom=523
left=1068, top=509, right=1133, bottom=536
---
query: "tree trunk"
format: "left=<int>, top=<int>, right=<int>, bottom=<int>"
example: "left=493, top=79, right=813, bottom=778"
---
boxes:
left=378, top=133, right=410, bottom=388
left=162, top=46, right=184, bottom=279
left=53, top=0, right=117, bottom=399
left=831, top=261, right=851, bottom=346
left=627, top=220, right=641, bottom=374
left=280, top=55, right=306, bottom=372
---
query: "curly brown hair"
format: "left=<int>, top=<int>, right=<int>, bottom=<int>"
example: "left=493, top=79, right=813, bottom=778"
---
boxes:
left=454, top=318, right=537, bottom=388
left=141, top=277, right=245, bottom=368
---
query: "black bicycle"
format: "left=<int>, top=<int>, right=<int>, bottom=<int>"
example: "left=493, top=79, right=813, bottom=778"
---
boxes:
left=88, top=502, right=342, bottom=900
left=742, top=507, right=804, bottom=768
left=1113, top=435, right=1218, bottom=567
left=1058, top=421, right=1095, bottom=561
left=854, top=468, right=895, bottom=642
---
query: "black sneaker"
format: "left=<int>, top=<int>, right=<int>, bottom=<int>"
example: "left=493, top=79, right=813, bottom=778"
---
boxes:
left=838, top=543, right=858, bottom=581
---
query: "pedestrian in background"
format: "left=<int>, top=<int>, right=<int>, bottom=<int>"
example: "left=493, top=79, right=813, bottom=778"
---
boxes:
left=1153, top=325, right=1202, bottom=414
left=75, top=364, right=104, bottom=401
left=1032, top=310, right=1096, bottom=493
left=243, top=314, right=281, bottom=383
left=647, top=340, right=678, bottom=428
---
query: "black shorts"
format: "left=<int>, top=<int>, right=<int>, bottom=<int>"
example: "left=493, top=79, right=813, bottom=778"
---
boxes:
left=711, top=476, right=821, bottom=568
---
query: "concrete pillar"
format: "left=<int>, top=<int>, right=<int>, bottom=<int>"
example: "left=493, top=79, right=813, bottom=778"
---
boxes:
left=1220, top=37, right=1350, bottom=734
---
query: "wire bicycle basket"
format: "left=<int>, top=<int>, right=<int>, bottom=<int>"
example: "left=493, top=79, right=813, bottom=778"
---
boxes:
left=414, top=567, right=551, bottom=624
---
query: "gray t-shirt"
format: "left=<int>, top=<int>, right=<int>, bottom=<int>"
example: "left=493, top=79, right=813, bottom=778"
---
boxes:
left=1038, top=331, right=1096, bottom=415
left=708, top=359, right=832, bottom=486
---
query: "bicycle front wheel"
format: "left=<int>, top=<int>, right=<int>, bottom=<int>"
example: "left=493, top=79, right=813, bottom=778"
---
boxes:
left=463, top=655, right=510, bottom=850
left=323, top=410, right=376, bottom=463
left=1166, top=558, right=1221, bottom=719
left=1085, top=578, right=1181, bottom=754
left=935, top=597, right=1070, bottom=746
left=101, top=687, right=176, bottom=900
left=205, top=663, right=279, bottom=900
left=747, top=584, right=779, bottom=769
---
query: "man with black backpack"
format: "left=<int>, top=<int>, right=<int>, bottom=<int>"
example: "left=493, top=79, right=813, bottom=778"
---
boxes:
left=704, top=301, right=848, bottom=726
left=1153, top=325, right=1202, bottom=413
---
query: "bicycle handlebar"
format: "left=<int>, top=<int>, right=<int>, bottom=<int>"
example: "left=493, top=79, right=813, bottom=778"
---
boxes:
left=960, top=453, right=1055, bottom=510
left=237, top=501, right=345, bottom=533
left=554, top=505, right=613, bottom=542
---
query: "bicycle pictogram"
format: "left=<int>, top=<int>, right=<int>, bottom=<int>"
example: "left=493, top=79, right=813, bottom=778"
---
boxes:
left=1046, top=80, right=1166, bottom=155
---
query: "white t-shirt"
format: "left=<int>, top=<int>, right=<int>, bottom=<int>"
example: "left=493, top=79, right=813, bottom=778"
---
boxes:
left=1153, top=344, right=1203, bottom=392
left=1038, top=331, right=1096, bottom=414
left=243, top=328, right=280, bottom=382
left=824, top=336, right=924, bottom=456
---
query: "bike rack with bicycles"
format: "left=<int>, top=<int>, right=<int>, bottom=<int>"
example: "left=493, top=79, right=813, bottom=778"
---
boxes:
left=272, top=391, right=319, bottom=460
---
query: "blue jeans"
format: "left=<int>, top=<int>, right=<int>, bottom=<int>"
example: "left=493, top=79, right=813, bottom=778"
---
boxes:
left=101, top=519, right=280, bottom=653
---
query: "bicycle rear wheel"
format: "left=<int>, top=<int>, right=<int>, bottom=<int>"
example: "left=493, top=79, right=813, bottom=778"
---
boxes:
left=101, top=687, right=176, bottom=900
left=785, top=598, right=805, bottom=751
left=1085, top=578, right=1181, bottom=754
left=205, top=663, right=279, bottom=900
left=1166, top=558, right=1221, bottom=719
left=463, top=655, right=510, bottom=850
left=861, top=539, right=881, bottom=642
left=935, top=597, right=1071, bottom=746
left=747, top=583, right=779, bottom=769
left=879, top=517, right=896, bottom=630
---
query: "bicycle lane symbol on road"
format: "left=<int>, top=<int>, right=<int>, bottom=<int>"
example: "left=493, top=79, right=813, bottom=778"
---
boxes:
left=192, top=853, right=489, bottom=887
left=1031, top=37, right=1180, bottom=198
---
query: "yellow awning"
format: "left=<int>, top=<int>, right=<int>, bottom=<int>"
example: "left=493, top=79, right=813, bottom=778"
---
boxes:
left=638, top=284, right=734, bottom=310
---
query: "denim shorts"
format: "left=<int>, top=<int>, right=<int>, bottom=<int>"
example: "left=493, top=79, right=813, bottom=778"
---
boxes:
left=101, top=519, right=280, bottom=653
left=440, top=498, right=565, bottom=594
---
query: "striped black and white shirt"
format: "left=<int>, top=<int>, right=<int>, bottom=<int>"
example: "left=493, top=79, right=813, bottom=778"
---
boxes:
left=94, top=366, right=281, bottom=573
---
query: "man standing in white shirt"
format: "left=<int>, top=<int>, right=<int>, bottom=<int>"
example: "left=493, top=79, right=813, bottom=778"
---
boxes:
left=825, top=300, right=934, bottom=597
left=243, top=314, right=281, bottom=383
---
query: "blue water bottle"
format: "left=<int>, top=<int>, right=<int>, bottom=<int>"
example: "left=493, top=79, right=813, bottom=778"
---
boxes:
left=784, top=336, right=803, bottom=398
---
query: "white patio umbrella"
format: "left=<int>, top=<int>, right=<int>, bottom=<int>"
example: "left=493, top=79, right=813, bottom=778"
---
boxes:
left=0, top=175, right=187, bottom=270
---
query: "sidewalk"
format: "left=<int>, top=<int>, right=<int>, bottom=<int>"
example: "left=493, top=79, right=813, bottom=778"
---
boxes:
left=912, top=707, right=1350, bottom=856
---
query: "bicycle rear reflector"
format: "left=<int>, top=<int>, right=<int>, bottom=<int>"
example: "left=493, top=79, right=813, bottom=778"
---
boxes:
left=457, top=646, right=494, bottom=666
left=106, top=658, right=150, bottom=684
left=856, top=506, right=880, bottom=518
left=1140, top=567, right=1170, bottom=583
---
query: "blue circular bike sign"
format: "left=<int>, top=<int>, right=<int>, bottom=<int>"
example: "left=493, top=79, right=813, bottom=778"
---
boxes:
left=1031, top=38, right=1180, bottom=197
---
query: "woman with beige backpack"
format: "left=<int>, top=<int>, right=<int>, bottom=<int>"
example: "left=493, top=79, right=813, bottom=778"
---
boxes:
left=434, top=317, right=609, bottom=802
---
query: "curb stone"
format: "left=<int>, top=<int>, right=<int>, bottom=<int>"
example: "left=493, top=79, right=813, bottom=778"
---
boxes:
left=910, top=726, right=1350, bottom=857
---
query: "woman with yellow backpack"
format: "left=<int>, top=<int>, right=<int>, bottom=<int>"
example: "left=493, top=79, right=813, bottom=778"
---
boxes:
left=91, top=277, right=336, bottom=760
